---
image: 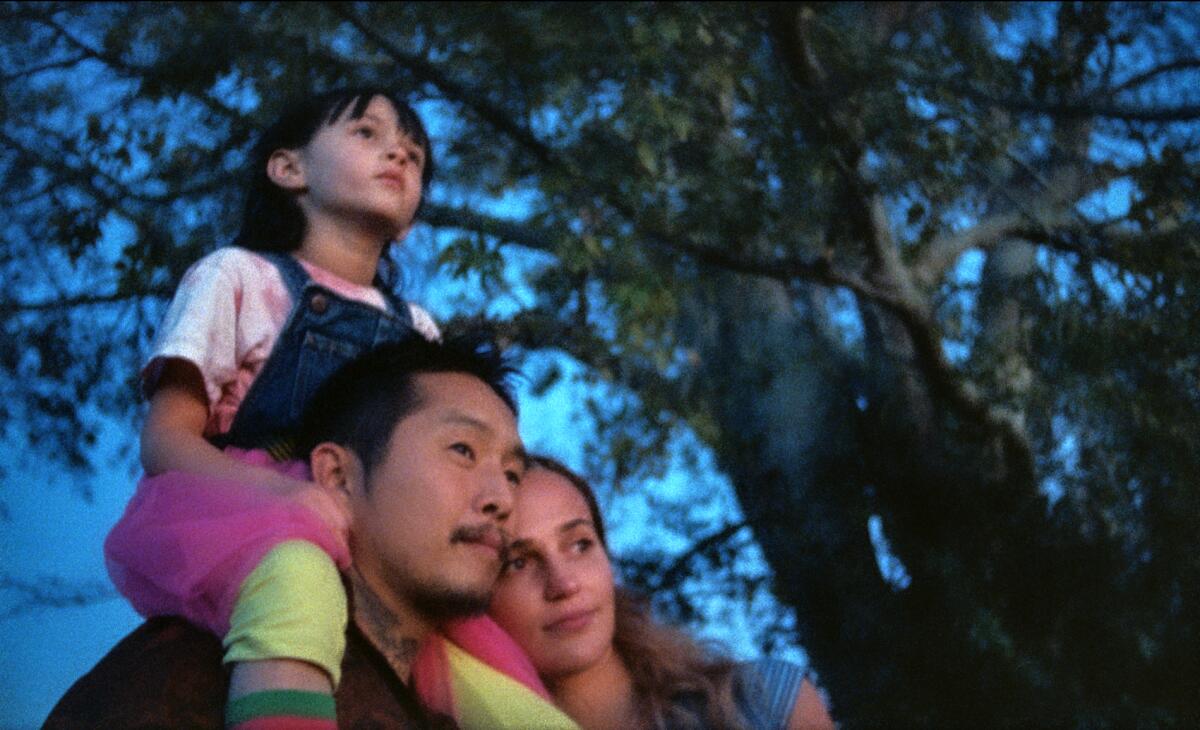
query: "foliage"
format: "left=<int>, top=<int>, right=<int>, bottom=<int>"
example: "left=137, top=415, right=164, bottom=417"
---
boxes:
left=3, top=2, right=1199, bottom=725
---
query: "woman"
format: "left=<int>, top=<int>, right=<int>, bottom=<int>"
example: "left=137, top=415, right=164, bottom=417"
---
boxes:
left=488, top=456, right=836, bottom=730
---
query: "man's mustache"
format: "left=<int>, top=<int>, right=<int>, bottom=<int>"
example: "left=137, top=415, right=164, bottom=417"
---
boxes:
left=450, top=523, right=508, bottom=553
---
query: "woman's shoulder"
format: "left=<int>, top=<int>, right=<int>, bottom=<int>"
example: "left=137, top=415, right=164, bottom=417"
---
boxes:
left=739, top=656, right=807, bottom=685
left=734, top=657, right=809, bottom=730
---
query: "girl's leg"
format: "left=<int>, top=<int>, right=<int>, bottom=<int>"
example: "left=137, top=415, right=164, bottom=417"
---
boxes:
left=105, top=462, right=350, bottom=636
left=224, top=540, right=345, bottom=729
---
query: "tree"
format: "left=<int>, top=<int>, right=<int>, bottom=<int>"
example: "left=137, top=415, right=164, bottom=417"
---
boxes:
left=3, top=2, right=1198, bottom=725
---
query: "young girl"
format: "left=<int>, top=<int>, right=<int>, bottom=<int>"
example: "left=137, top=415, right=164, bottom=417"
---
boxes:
left=105, top=87, right=442, bottom=728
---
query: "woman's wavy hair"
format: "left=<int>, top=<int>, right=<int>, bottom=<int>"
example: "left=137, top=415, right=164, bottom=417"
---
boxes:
left=233, top=86, right=435, bottom=254
left=527, top=456, right=747, bottom=730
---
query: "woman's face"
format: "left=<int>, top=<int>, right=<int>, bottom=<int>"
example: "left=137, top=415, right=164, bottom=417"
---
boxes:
left=490, top=468, right=616, bottom=681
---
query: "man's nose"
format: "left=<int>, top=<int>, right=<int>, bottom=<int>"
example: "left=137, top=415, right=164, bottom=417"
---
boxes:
left=472, top=467, right=514, bottom=522
left=543, top=558, right=581, bottom=601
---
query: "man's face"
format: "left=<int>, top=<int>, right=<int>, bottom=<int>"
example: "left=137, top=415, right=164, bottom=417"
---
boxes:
left=348, top=372, right=524, bottom=619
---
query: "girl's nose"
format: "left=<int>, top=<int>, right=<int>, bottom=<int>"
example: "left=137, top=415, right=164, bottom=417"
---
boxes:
left=544, top=559, right=581, bottom=601
left=384, top=135, right=411, bottom=164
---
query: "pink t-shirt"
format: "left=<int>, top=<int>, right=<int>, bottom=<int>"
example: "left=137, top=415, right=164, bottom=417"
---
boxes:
left=143, top=248, right=440, bottom=437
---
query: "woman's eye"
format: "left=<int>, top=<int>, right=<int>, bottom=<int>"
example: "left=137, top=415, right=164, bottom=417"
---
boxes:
left=354, top=126, right=375, bottom=138
left=505, top=470, right=522, bottom=487
left=450, top=443, right=475, bottom=459
left=572, top=538, right=594, bottom=554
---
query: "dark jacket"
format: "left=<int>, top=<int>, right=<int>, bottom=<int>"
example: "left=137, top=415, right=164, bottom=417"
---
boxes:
left=43, top=617, right=450, bottom=729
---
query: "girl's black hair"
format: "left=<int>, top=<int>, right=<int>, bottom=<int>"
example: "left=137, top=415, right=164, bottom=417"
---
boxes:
left=233, top=87, right=435, bottom=253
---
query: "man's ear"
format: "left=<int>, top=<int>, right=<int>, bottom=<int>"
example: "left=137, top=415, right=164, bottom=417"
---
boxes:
left=266, top=148, right=306, bottom=192
left=310, top=442, right=361, bottom=499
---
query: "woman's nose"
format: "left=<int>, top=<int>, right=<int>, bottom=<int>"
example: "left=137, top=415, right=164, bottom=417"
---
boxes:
left=544, top=559, right=581, bottom=601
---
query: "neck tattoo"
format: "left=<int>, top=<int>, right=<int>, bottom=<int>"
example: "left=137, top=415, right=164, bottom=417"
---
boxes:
left=349, top=568, right=421, bottom=681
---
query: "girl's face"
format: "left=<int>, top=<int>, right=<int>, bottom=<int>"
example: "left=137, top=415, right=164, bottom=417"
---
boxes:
left=489, top=468, right=617, bottom=681
left=285, top=95, right=426, bottom=240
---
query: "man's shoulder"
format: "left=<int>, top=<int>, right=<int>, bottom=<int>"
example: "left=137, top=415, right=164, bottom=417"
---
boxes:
left=43, top=617, right=447, bottom=729
left=43, top=617, right=226, bottom=728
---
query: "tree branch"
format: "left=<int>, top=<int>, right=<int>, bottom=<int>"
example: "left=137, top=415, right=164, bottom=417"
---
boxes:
left=450, top=307, right=699, bottom=430
left=18, top=6, right=243, bottom=124
left=1035, top=220, right=1197, bottom=271
left=0, top=574, right=116, bottom=618
left=1109, top=58, right=1200, bottom=95
left=0, top=290, right=170, bottom=317
left=951, top=83, right=1200, bottom=122
left=326, top=2, right=556, bottom=167
left=917, top=213, right=1017, bottom=287
left=0, top=120, right=231, bottom=209
left=914, top=211, right=1066, bottom=287
left=0, top=128, right=114, bottom=209
left=649, top=521, right=749, bottom=593
left=0, top=53, right=87, bottom=82
left=421, top=202, right=559, bottom=254
left=759, top=9, right=1033, bottom=465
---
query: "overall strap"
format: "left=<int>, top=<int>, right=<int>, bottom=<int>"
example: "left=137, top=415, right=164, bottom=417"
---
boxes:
left=371, top=264, right=413, bottom=326
left=256, top=250, right=310, bottom=302
left=265, top=248, right=411, bottom=325
left=212, top=249, right=416, bottom=455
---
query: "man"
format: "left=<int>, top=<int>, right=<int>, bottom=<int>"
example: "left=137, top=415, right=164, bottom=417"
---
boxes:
left=44, top=334, right=526, bottom=728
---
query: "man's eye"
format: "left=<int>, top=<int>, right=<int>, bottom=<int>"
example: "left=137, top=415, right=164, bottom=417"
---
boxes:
left=450, top=443, right=475, bottom=459
left=354, top=126, right=375, bottom=138
left=503, top=556, right=527, bottom=573
left=572, top=538, right=594, bottom=554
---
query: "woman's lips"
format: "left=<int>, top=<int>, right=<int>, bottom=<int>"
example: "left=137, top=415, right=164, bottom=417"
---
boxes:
left=544, top=608, right=598, bottom=634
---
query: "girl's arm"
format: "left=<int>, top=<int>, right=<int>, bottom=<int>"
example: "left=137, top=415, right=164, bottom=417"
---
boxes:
left=141, top=358, right=349, bottom=541
left=141, top=359, right=297, bottom=489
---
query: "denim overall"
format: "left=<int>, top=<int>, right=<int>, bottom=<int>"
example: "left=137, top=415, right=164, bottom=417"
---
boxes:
left=213, top=250, right=417, bottom=458
left=103, top=250, right=422, bottom=635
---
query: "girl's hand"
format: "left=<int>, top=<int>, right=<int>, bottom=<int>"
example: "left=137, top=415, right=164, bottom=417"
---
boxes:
left=142, top=360, right=352, bottom=556
left=275, top=477, right=352, bottom=557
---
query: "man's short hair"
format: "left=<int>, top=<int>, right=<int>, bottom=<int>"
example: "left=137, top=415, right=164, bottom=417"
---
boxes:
left=298, top=330, right=519, bottom=476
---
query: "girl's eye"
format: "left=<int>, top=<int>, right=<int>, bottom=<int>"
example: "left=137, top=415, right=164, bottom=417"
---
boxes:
left=354, top=126, right=375, bottom=138
left=450, top=443, right=475, bottom=460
